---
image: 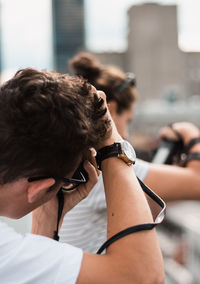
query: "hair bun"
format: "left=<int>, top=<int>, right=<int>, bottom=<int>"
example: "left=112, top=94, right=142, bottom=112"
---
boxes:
left=69, top=52, right=101, bottom=84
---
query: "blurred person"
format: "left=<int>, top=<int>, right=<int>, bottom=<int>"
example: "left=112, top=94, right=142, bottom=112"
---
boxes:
left=0, top=68, right=164, bottom=284
left=60, top=52, right=200, bottom=252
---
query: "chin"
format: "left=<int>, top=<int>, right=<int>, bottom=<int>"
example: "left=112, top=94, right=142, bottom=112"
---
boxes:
left=5, top=209, right=29, bottom=220
left=6, top=213, right=25, bottom=220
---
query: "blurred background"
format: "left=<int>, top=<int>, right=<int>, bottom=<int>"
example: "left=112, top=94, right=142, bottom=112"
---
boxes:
left=0, top=0, right=200, bottom=283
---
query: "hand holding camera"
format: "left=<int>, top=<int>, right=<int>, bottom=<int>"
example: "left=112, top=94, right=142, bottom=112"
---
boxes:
left=153, top=122, right=200, bottom=165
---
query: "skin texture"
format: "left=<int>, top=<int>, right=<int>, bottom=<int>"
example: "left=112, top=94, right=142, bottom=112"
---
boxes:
left=108, top=100, right=135, bottom=139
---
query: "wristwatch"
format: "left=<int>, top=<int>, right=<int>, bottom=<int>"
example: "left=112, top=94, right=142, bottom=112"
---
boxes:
left=96, top=140, right=136, bottom=170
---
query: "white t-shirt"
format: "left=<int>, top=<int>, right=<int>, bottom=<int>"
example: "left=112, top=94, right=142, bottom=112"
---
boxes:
left=60, top=159, right=150, bottom=253
left=0, top=220, right=83, bottom=284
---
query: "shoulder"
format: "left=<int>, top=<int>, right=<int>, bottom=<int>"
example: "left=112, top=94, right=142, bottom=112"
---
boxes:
left=0, top=220, right=83, bottom=284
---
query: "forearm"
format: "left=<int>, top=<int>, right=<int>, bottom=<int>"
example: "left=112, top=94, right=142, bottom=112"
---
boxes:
left=102, top=157, right=164, bottom=282
left=145, top=164, right=200, bottom=201
left=103, top=159, right=153, bottom=236
left=145, top=142, right=200, bottom=201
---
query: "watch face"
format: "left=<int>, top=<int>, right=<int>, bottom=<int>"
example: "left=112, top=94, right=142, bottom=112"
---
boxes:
left=121, top=140, right=136, bottom=163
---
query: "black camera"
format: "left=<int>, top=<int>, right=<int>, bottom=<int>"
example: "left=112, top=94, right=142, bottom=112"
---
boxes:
left=72, top=160, right=89, bottom=182
left=152, top=138, right=184, bottom=165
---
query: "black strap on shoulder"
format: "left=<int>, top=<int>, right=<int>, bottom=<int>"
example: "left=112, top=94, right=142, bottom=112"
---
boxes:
left=185, top=137, right=200, bottom=154
left=53, top=189, right=64, bottom=241
left=168, top=124, right=183, bottom=142
left=183, top=152, right=200, bottom=166
left=96, top=178, right=166, bottom=254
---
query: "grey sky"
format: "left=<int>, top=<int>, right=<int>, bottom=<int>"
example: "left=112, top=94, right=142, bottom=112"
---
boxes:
left=85, top=0, right=200, bottom=52
left=1, top=0, right=53, bottom=80
left=1, top=0, right=200, bottom=81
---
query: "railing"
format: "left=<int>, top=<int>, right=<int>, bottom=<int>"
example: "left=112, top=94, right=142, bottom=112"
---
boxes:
left=158, top=201, right=200, bottom=284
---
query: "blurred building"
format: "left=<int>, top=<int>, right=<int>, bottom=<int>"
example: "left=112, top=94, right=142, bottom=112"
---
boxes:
left=52, top=0, right=85, bottom=73
left=93, top=3, right=200, bottom=103
left=126, top=3, right=184, bottom=101
left=184, top=52, right=200, bottom=97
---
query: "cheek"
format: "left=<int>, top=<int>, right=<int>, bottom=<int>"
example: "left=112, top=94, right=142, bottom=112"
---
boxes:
left=115, top=117, right=128, bottom=138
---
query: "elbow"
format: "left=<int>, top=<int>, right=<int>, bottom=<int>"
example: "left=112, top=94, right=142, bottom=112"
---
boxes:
left=143, top=265, right=165, bottom=284
left=123, top=273, right=165, bottom=284
left=148, top=271, right=165, bottom=284
left=113, top=263, right=165, bottom=284
left=125, top=262, right=165, bottom=284
left=142, top=261, right=165, bottom=284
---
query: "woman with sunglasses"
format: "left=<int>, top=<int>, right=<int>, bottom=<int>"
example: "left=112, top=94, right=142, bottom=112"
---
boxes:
left=60, top=52, right=200, bottom=253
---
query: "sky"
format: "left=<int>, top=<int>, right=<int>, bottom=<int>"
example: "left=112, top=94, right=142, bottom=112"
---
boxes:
left=1, top=0, right=200, bottom=80
left=1, top=0, right=53, bottom=80
left=85, top=0, right=200, bottom=52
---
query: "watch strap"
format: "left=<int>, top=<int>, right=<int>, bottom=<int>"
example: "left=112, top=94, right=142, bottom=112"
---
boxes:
left=96, top=143, right=122, bottom=170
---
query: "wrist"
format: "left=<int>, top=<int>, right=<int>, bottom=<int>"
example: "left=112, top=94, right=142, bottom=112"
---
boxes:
left=96, top=140, right=136, bottom=171
left=172, top=123, right=200, bottom=145
left=183, top=132, right=200, bottom=146
left=185, top=138, right=200, bottom=154
left=96, top=119, right=123, bottom=151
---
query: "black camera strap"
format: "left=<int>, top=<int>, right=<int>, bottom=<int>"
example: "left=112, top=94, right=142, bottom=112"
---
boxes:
left=54, top=178, right=166, bottom=250
left=53, top=190, right=64, bottom=241
left=185, top=137, right=200, bottom=154
left=96, top=177, right=166, bottom=254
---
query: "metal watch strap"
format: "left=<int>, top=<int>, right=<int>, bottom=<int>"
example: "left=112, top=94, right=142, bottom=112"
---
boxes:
left=96, top=143, right=122, bottom=170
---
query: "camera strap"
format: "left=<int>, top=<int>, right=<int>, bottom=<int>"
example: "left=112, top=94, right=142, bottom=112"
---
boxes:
left=96, top=177, right=166, bottom=254
left=53, top=190, right=64, bottom=241
left=185, top=137, right=200, bottom=154
left=53, top=178, right=166, bottom=249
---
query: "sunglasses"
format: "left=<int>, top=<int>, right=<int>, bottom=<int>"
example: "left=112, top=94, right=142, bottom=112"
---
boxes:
left=28, top=162, right=89, bottom=192
left=117, top=72, right=136, bottom=93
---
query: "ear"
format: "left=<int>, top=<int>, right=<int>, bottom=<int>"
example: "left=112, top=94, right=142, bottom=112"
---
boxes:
left=27, top=178, right=55, bottom=203
left=108, top=101, right=118, bottom=117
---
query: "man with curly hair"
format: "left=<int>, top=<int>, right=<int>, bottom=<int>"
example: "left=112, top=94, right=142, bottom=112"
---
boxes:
left=0, top=69, right=164, bottom=283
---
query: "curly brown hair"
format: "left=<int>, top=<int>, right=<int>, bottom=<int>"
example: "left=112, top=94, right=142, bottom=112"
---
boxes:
left=0, top=68, right=110, bottom=184
left=69, top=52, right=137, bottom=114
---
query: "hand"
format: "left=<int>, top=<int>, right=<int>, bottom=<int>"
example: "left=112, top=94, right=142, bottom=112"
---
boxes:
left=32, top=150, right=99, bottom=237
left=159, top=122, right=200, bottom=145
left=96, top=90, right=123, bottom=150
left=61, top=154, right=99, bottom=216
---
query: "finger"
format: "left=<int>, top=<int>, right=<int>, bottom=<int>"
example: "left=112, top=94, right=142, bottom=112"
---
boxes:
left=159, top=126, right=179, bottom=141
left=70, top=160, right=99, bottom=202
left=83, top=160, right=98, bottom=188
left=87, top=148, right=100, bottom=176
left=97, top=90, right=106, bottom=101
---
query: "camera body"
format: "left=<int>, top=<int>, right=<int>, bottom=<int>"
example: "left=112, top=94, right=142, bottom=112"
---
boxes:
left=72, top=161, right=89, bottom=182
left=152, top=139, right=183, bottom=165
